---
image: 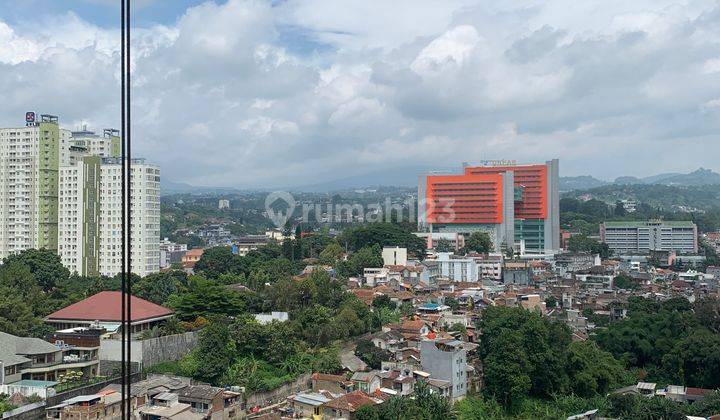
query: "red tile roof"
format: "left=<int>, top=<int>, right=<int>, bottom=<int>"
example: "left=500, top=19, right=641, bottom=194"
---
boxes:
left=46, top=291, right=173, bottom=322
left=324, top=391, right=379, bottom=412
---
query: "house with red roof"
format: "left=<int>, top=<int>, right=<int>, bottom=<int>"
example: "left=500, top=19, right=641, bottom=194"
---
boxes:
left=322, top=390, right=382, bottom=419
left=44, top=291, right=174, bottom=338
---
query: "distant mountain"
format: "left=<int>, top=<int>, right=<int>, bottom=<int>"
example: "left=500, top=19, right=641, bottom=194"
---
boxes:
left=561, top=168, right=720, bottom=191
left=653, top=168, right=720, bottom=186
left=160, top=179, right=242, bottom=195
left=559, top=176, right=609, bottom=191
left=164, top=167, right=720, bottom=195
left=287, top=165, right=458, bottom=192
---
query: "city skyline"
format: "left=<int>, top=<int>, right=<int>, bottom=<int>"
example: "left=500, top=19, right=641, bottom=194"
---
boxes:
left=1, top=0, right=719, bottom=188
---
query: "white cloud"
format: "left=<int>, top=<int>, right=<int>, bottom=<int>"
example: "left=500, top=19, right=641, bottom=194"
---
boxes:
left=1, top=0, right=719, bottom=187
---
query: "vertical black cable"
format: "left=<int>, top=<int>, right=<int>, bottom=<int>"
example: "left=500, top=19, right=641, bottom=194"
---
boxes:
left=125, top=0, right=133, bottom=415
left=120, top=0, right=126, bottom=418
left=120, top=0, right=132, bottom=418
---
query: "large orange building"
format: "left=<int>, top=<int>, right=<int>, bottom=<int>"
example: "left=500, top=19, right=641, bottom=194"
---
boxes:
left=419, top=159, right=559, bottom=254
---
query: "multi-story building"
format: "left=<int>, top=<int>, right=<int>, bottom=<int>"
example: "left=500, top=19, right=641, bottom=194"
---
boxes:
left=600, top=220, right=698, bottom=255
left=434, top=252, right=479, bottom=282
left=0, top=114, right=66, bottom=258
left=58, top=157, right=160, bottom=277
left=69, top=127, right=121, bottom=158
left=0, top=114, right=159, bottom=276
left=0, top=329, right=100, bottom=398
left=418, top=159, right=560, bottom=254
left=420, top=339, right=468, bottom=401
left=467, top=253, right=503, bottom=280
left=160, top=238, right=188, bottom=269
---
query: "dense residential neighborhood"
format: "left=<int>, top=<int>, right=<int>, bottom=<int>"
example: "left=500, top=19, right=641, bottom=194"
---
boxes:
left=3, top=183, right=720, bottom=419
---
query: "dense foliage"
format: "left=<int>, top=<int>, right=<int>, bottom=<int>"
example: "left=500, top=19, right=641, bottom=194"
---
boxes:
left=478, top=306, right=632, bottom=409
left=594, top=296, right=720, bottom=388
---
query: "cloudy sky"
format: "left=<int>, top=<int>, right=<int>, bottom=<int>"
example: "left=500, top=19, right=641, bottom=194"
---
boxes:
left=1, top=0, right=719, bottom=188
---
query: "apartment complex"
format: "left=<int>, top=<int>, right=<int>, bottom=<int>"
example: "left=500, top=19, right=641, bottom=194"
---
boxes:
left=418, top=159, right=560, bottom=254
left=58, top=157, right=160, bottom=276
left=0, top=114, right=66, bottom=258
left=600, top=220, right=698, bottom=255
left=68, top=128, right=121, bottom=158
left=0, top=113, right=160, bottom=277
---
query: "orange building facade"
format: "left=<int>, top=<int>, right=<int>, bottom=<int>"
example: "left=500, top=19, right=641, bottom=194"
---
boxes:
left=419, top=159, right=559, bottom=254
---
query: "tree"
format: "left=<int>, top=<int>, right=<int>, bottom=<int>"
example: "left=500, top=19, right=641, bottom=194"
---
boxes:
left=462, top=231, right=492, bottom=254
left=694, top=296, right=720, bottom=333
left=337, top=246, right=383, bottom=277
left=662, top=331, right=720, bottom=388
left=434, top=239, right=454, bottom=253
left=194, top=246, right=235, bottom=279
left=338, top=223, right=426, bottom=258
left=482, top=329, right=532, bottom=406
left=614, top=201, right=627, bottom=217
left=545, top=295, right=558, bottom=308
left=444, top=297, right=460, bottom=311
left=319, top=242, right=344, bottom=265
left=613, top=272, right=638, bottom=290
left=194, top=319, right=236, bottom=384
left=134, top=271, right=188, bottom=305
left=372, top=295, right=395, bottom=310
left=2, top=248, right=70, bottom=291
left=567, top=235, right=611, bottom=258
left=355, top=339, right=391, bottom=369
left=166, top=276, right=245, bottom=320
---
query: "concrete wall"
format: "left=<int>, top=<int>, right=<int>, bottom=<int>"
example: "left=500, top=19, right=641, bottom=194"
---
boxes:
left=245, top=373, right=311, bottom=409
left=100, top=332, right=198, bottom=369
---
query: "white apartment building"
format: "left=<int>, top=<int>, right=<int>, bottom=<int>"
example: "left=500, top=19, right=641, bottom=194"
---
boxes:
left=69, top=128, right=121, bottom=158
left=59, top=157, right=160, bottom=277
left=0, top=115, right=67, bottom=258
left=434, top=252, right=479, bottom=282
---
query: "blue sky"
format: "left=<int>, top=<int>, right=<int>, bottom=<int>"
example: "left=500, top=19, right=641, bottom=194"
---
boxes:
left=0, top=0, right=719, bottom=188
left=0, top=0, right=210, bottom=27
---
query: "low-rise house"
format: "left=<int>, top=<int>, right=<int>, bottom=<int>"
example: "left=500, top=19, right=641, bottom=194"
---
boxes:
left=371, top=331, right=406, bottom=353
left=175, top=384, right=242, bottom=418
left=433, top=253, right=479, bottom=283
left=661, top=385, right=714, bottom=403
left=44, top=291, right=174, bottom=339
left=519, top=294, right=546, bottom=313
left=467, top=253, right=503, bottom=280
left=136, top=392, right=202, bottom=420
left=182, top=249, right=204, bottom=271
left=1, top=330, right=100, bottom=397
left=437, top=312, right=470, bottom=329
left=378, top=370, right=415, bottom=396
left=322, top=391, right=382, bottom=420
left=46, top=390, right=130, bottom=420
left=288, top=391, right=337, bottom=418
left=350, top=371, right=382, bottom=394
left=502, top=261, right=533, bottom=285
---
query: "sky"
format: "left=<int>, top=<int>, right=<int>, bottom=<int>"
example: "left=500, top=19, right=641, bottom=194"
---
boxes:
left=1, top=0, right=719, bottom=188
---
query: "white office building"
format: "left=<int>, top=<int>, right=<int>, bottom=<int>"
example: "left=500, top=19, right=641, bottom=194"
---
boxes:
left=58, top=157, right=160, bottom=277
left=600, top=220, right=698, bottom=255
